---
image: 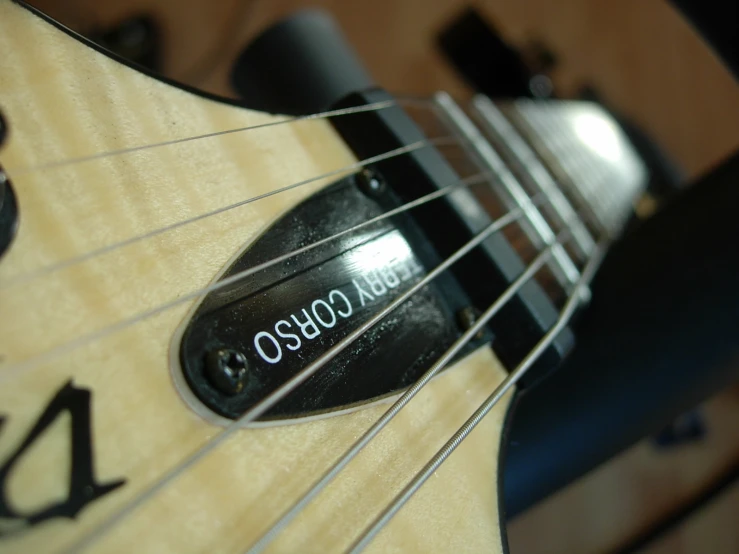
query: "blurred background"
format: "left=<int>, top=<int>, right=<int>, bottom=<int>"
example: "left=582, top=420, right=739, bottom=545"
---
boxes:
left=25, top=1, right=739, bottom=552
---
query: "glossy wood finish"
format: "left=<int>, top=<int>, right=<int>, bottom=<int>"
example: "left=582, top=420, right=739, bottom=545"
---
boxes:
left=0, top=2, right=511, bottom=552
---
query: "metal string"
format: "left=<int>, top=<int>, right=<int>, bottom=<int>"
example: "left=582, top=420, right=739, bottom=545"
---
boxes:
left=0, top=136, right=455, bottom=289
left=4, top=99, right=426, bottom=175
left=0, top=23, right=610, bottom=548
left=0, top=68, right=602, bottom=550
left=0, top=166, right=501, bottom=382
left=244, top=226, right=574, bottom=554
left=347, top=239, right=608, bottom=553
left=60, top=196, right=542, bottom=554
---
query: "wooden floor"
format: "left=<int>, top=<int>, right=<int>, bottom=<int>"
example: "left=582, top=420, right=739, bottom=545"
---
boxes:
left=507, top=387, right=739, bottom=554
left=25, top=1, right=739, bottom=552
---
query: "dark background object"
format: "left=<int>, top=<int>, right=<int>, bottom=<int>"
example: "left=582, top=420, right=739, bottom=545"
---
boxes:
left=670, top=0, right=738, bottom=78
left=87, top=16, right=161, bottom=73
left=651, top=409, right=706, bottom=449
left=504, top=149, right=739, bottom=516
left=431, top=2, right=738, bottom=519
left=231, top=10, right=373, bottom=115
left=437, top=8, right=544, bottom=99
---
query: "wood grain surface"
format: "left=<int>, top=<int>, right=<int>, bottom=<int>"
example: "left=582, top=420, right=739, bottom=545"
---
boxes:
left=9, top=1, right=739, bottom=553
left=0, top=2, right=512, bottom=552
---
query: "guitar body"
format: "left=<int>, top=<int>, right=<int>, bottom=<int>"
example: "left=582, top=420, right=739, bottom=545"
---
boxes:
left=0, top=2, right=511, bottom=552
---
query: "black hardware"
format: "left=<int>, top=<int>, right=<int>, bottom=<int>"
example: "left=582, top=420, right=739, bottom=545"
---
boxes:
left=354, top=167, right=387, bottom=198
left=177, top=176, right=487, bottom=421
left=456, top=306, right=484, bottom=340
left=329, top=89, right=574, bottom=387
left=205, top=349, right=250, bottom=396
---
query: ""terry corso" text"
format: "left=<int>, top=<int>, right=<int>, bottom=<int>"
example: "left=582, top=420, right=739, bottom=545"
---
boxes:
left=252, top=254, right=424, bottom=365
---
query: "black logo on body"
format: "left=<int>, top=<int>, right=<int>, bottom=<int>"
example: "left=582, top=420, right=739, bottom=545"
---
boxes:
left=0, top=381, right=125, bottom=536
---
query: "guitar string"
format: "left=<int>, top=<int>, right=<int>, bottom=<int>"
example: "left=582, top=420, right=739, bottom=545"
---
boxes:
left=61, top=196, right=546, bottom=554
left=0, top=12, right=618, bottom=546
left=244, top=225, right=575, bottom=554
left=0, top=71, right=594, bottom=548
left=3, top=79, right=598, bottom=549
left=0, top=136, right=456, bottom=289
left=3, top=99, right=433, bottom=175
left=347, top=239, right=608, bottom=553
left=0, top=165, right=506, bottom=382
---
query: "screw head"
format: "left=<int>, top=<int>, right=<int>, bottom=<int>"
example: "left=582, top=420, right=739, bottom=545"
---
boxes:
left=205, top=348, right=249, bottom=395
left=355, top=168, right=386, bottom=197
left=457, top=306, right=485, bottom=340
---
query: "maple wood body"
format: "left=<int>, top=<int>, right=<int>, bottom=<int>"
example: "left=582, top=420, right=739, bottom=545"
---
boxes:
left=0, top=3, right=511, bottom=552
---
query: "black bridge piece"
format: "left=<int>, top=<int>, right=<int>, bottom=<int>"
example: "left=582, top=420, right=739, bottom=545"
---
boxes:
left=330, top=89, right=574, bottom=386
left=228, top=9, right=573, bottom=386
